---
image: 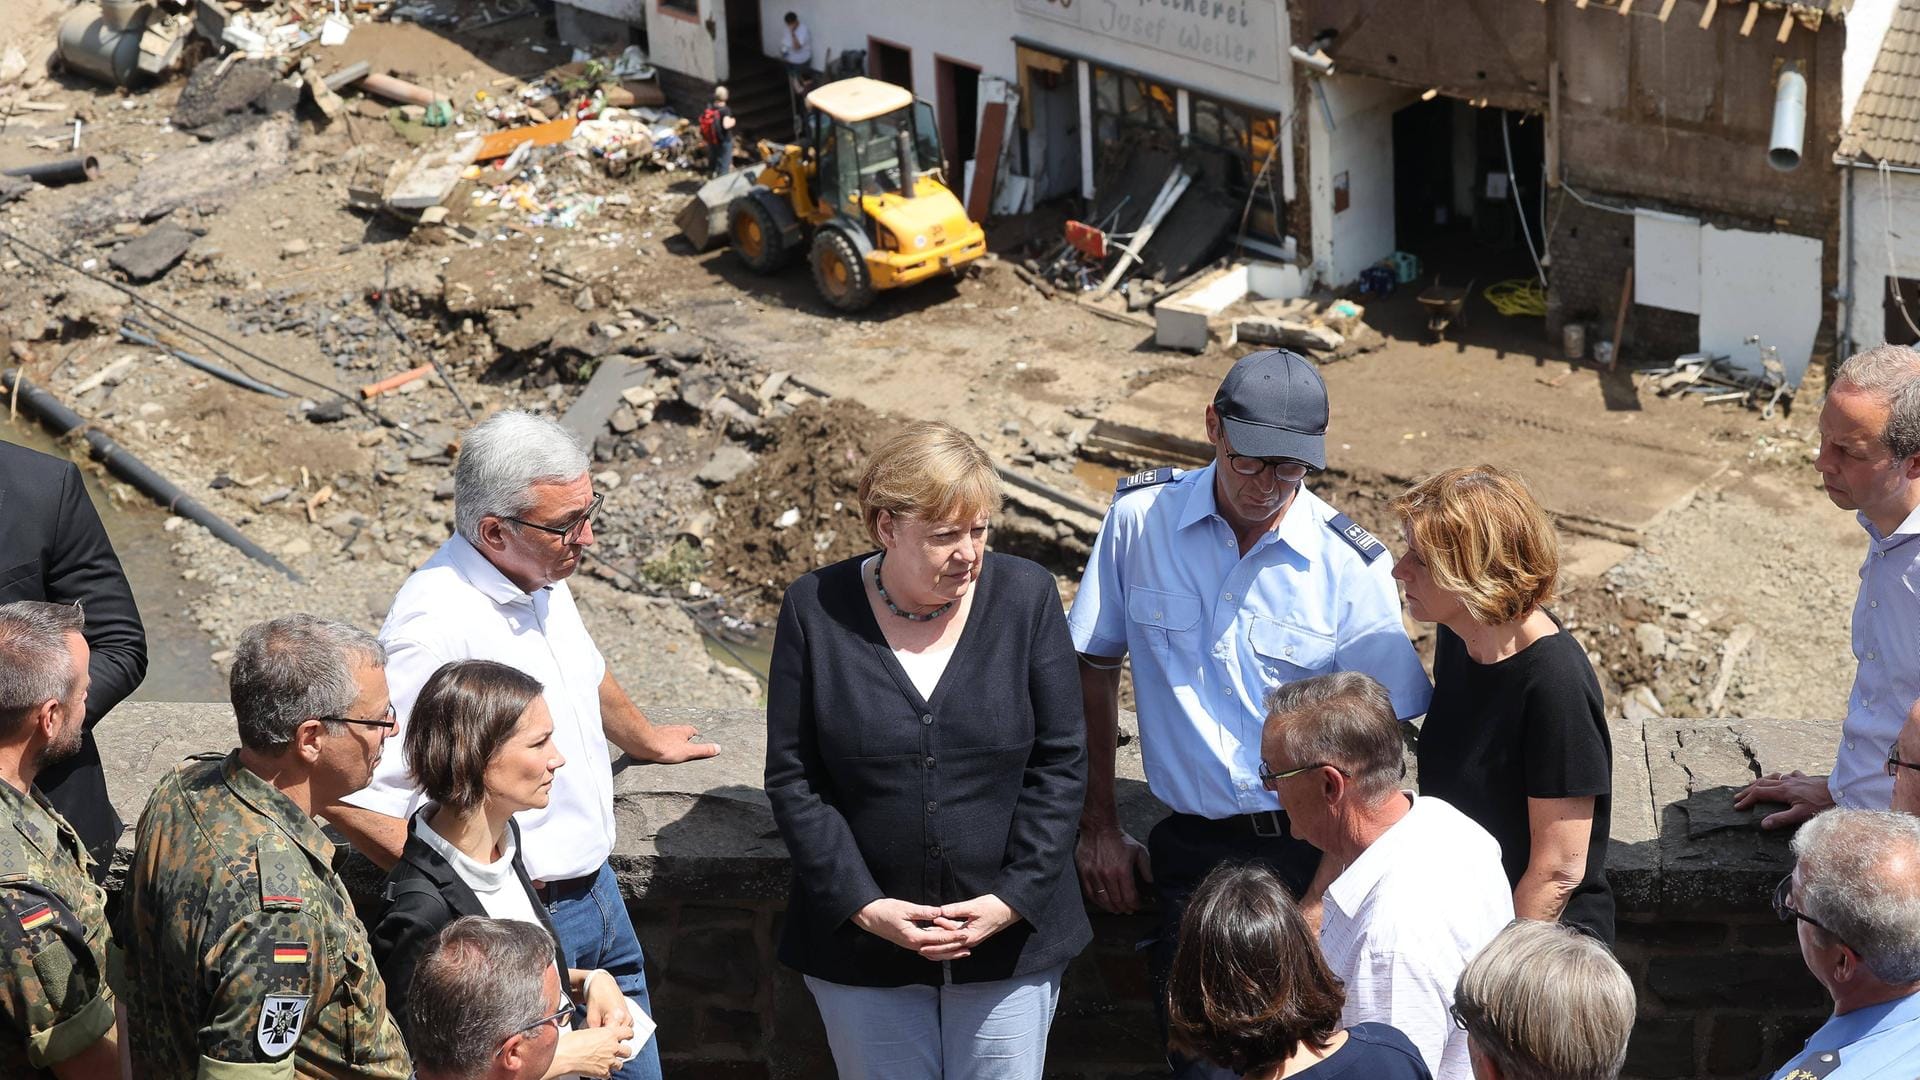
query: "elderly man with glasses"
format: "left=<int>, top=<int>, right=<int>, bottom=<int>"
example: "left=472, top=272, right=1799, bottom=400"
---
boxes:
left=1261, top=671, right=1511, bottom=1080
left=1766, top=809, right=1920, bottom=1080
left=321, top=410, right=715, bottom=1080
left=1068, top=349, right=1429, bottom=1075
left=122, top=614, right=411, bottom=1078
left=408, top=918, right=601, bottom=1080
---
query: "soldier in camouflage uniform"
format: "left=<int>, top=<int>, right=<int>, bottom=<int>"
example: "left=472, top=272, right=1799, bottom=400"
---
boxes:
left=123, top=613, right=411, bottom=1079
left=0, top=601, right=121, bottom=1078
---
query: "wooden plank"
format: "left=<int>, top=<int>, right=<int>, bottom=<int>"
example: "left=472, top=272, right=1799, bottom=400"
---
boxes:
left=1699, top=0, right=1717, bottom=28
left=1740, top=1, right=1759, bottom=35
left=1576, top=0, right=1589, bottom=8
left=1658, top=0, right=1677, bottom=20
left=966, top=100, right=1009, bottom=223
left=1608, top=265, right=1634, bottom=371
left=1776, top=9, right=1793, bottom=41
left=1619, top=0, right=1634, bottom=13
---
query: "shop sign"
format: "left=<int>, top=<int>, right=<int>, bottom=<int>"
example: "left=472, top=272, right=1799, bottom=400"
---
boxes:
left=1015, top=0, right=1284, bottom=81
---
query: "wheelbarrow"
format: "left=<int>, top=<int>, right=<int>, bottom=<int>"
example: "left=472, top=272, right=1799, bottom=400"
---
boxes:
left=1417, top=276, right=1475, bottom=341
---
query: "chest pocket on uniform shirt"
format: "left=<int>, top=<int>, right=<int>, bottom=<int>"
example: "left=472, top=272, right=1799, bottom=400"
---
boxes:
left=1127, top=587, right=1203, bottom=656
left=1248, top=617, right=1337, bottom=686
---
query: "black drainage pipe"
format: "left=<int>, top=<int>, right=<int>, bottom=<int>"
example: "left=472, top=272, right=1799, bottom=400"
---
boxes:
left=2, top=157, right=100, bottom=186
left=3, top=369, right=303, bottom=582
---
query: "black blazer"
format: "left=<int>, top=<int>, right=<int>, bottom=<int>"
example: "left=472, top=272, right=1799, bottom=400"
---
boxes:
left=0, top=440, right=148, bottom=876
left=764, top=551, right=1090, bottom=987
left=369, top=814, right=570, bottom=1032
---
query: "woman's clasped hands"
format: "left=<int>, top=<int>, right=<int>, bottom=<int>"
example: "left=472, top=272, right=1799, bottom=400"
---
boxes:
left=853, top=895, right=1019, bottom=961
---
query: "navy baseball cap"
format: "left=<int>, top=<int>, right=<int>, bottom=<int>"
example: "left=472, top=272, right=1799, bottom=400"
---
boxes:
left=1213, top=349, right=1328, bottom=470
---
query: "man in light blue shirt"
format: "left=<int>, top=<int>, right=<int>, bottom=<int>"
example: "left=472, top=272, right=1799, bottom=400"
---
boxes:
left=1068, top=349, right=1429, bottom=1073
left=1766, top=809, right=1920, bottom=1080
left=1738, top=346, right=1920, bottom=827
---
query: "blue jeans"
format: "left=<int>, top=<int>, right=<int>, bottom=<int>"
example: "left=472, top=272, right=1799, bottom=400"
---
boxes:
left=803, top=964, right=1065, bottom=1080
left=545, top=862, right=661, bottom=1080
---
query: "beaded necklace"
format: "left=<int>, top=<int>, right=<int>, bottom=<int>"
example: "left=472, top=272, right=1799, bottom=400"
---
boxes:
left=873, top=552, right=955, bottom=622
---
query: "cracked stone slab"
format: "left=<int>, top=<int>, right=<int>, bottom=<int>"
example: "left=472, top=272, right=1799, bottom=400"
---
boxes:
left=1644, top=717, right=1830, bottom=914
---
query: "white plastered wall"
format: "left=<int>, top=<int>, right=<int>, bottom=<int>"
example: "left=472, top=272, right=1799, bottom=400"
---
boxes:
left=1308, top=75, right=1420, bottom=287
left=1844, top=165, right=1920, bottom=353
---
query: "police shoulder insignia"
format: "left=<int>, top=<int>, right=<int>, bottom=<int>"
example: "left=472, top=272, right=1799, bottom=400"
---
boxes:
left=1327, top=513, right=1386, bottom=563
left=1115, top=467, right=1177, bottom=494
left=1779, top=1048, right=1841, bottom=1080
left=256, top=838, right=306, bottom=912
left=256, top=994, right=308, bottom=1058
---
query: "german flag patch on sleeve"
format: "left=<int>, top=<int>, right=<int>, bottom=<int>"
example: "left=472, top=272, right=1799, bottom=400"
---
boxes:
left=17, top=904, right=54, bottom=933
left=271, top=941, right=309, bottom=965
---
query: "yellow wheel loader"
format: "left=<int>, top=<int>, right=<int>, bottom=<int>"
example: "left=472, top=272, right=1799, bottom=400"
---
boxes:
left=728, top=76, right=987, bottom=312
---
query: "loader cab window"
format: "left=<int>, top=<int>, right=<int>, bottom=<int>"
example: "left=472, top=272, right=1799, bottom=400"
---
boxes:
left=813, top=111, right=858, bottom=215
left=912, top=100, right=943, bottom=179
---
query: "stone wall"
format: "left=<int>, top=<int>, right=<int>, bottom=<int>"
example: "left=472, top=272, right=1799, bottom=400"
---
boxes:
left=97, top=703, right=1838, bottom=1079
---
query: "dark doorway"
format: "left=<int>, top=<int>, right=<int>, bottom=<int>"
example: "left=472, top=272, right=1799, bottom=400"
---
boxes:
left=724, top=0, right=759, bottom=62
left=869, top=38, right=912, bottom=91
left=1391, top=96, right=1543, bottom=268
left=937, top=56, right=981, bottom=174
left=1886, top=276, right=1920, bottom=346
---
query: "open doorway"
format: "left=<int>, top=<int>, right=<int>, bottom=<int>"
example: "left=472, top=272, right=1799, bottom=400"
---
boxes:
left=1391, top=97, right=1543, bottom=283
left=937, top=57, right=981, bottom=177
left=1019, top=47, right=1080, bottom=201
left=724, top=0, right=760, bottom=65
left=869, top=38, right=912, bottom=90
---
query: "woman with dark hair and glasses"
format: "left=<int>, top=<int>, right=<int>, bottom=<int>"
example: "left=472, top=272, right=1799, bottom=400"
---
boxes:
left=372, top=660, right=635, bottom=1079
left=1166, top=861, right=1431, bottom=1079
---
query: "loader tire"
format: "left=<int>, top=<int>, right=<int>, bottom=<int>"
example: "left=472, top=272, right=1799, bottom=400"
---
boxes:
left=730, top=197, right=792, bottom=273
left=811, top=229, right=875, bottom=312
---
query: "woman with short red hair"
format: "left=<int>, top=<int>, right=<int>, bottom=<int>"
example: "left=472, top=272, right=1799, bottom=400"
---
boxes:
left=1390, top=465, right=1615, bottom=944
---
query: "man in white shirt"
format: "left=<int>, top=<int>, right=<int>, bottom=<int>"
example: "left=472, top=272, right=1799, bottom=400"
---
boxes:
left=1261, top=672, right=1511, bottom=1080
left=322, top=409, right=718, bottom=1080
left=780, top=11, right=811, bottom=86
left=1738, top=345, right=1920, bottom=827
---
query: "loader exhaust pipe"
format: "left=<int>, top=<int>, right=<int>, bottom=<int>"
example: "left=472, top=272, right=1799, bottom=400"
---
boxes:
left=1769, top=64, right=1805, bottom=172
left=897, top=127, right=918, bottom=197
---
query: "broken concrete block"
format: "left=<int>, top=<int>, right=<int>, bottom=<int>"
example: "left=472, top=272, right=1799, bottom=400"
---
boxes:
left=1233, top=317, right=1343, bottom=353
left=109, top=221, right=195, bottom=282
left=695, top=445, right=754, bottom=486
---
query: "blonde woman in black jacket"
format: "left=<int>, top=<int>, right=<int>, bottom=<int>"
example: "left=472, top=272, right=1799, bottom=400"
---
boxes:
left=764, top=422, right=1091, bottom=1080
left=370, top=659, right=633, bottom=1078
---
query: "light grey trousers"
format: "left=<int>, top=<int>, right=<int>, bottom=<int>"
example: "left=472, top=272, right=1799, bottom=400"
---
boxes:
left=803, top=963, right=1067, bottom=1080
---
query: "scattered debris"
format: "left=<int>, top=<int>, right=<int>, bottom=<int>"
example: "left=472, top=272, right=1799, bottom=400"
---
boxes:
left=108, top=222, right=195, bottom=282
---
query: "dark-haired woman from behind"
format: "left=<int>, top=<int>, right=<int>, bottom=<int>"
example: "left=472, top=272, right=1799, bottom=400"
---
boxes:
left=1166, top=862, right=1431, bottom=1080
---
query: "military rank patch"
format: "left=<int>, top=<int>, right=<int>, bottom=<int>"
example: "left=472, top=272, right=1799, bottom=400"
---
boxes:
left=16, top=904, right=53, bottom=933
left=271, top=942, right=308, bottom=965
left=257, top=994, right=308, bottom=1057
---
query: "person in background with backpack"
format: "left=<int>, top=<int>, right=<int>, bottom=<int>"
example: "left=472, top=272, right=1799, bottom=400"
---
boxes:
left=702, top=86, right=736, bottom=177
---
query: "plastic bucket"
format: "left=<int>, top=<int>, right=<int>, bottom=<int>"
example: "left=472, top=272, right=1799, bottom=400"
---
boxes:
left=1562, top=322, right=1586, bottom=360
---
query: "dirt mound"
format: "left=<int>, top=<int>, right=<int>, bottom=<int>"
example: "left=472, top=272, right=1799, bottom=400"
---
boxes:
left=706, top=399, right=898, bottom=614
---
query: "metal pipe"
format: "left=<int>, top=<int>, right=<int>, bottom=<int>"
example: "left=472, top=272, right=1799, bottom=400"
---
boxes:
left=118, top=325, right=291, bottom=398
left=2, top=157, right=100, bottom=186
left=1, top=369, right=302, bottom=582
left=1843, top=163, right=1855, bottom=363
left=1769, top=64, right=1806, bottom=172
left=896, top=127, right=917, bottom=198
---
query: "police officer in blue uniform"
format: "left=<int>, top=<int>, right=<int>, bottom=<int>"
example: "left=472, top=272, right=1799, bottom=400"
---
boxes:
left=1068, top=349, right=1430, bottom=1072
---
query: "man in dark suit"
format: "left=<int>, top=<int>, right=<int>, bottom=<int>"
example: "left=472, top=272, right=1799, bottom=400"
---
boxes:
left=0, top=439, right=148, bottom=880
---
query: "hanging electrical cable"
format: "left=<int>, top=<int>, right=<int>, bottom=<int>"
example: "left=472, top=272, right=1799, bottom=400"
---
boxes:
left=1502, top=111, right=1545, bottom=286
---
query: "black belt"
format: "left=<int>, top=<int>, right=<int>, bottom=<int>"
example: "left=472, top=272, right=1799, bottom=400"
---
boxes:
left=1169, top=809, right=1289, bottom=839
left=532, top=872, right=598, bottom=903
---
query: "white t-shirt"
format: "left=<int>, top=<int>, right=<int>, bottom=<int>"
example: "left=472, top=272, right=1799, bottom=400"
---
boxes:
left=347, top=535, right=615, bottom=881
left=412, top=814, right=542, bottom=926
left=1318, top=794, right=1514, bottom=1080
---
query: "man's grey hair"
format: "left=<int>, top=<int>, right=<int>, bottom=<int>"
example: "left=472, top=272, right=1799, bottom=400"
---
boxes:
left=0, top=602, right=85, bottom=740
left=1791, top=808, right=1920, bottom=985
left=408, top=917, right=558, bottom=1078
left=1835, top=344, right=1920, bottom=461
left=229, top=614, right=386, bottom=752
left=1263, top=672, right=1406, bottom=802
left=1454, top=919, right=1636, bottom=1080
left=453, top=410, right=590, bottom=546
